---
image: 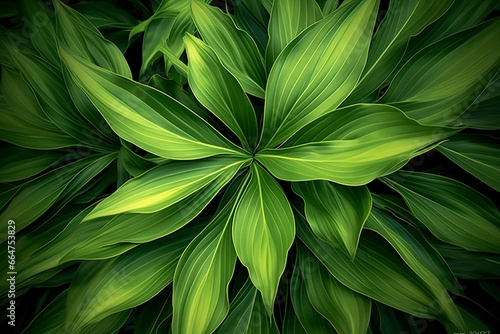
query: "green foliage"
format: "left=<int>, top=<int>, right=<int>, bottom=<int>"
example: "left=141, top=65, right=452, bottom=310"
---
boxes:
left=1, top=0, right=499, bottom=333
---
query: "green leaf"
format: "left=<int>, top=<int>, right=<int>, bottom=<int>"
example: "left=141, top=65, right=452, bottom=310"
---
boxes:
left=345, top=0, right=453, bottom=103
left=139, top=16, right=175, bottom=78
left=257, top=104, right=456, bottom=185
left=191, top=0, right=266, bottom=98
left=0, top=146, right=63, bottom=183
left=233, top=163, right=295, bottom=314
left=290, top=261, right=336, bottom=333
left=260, top=0, right=379, bottom=148
left=383, top=171, right=500, bottom=253
left=298, top=243, right=372, bottom=334
left=233, top=0, right=269, bottom=54
left=172, top=186, right=244, bottom=334
left=184, top=33, right=258, bottom=149
left=292, top=181, right=371, bottom=259
left=365, top=207, right=461, bottom=295
left=316, top=0, right=339, bottom=15
left=215, top=278, right=280, bottom=334
left=437, top=134, right=500, bottom=192
left=60, top=49, right=245, bottom=159
left=266, top=0, right=322, bottom=69
left=134, top=290, right=172, bottom=334
left=64, top=226, right=198, bottom=332
left=380, top=19, right=500, bottom=126
left=84, top=157, right=245, bottom=221
left=117, top=141, right=158, bottom=177
left=72, top=1, right=138, bottom=31
left=297, top=212, right=465, bottom=330
left=282, top=288, right=307, bottom=334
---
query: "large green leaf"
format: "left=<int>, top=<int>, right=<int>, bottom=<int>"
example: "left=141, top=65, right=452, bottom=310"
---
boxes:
left=365, top=207, right=461, bottom=295
left=345, top=0, right=453, bottom=103
left=437, top=134, right=500, bottom=192
left=265, top=0, right=322, bottom=69
left=215, top=279, right=280, bottom=334
left=260, top=0, right=379, bottom=148
left=290, top=261, right=335, bottom=333
left=383, top=171, right=500, bottom=253
left=191, top=0, right=266, bottom=98
left=380, top=19, right=500, bottom=126
left=60, top=49, right=245, bottom=159
left=84, top=157, right=246, bottom=221
left=63, top=226, right=198, bottom=332
left=257, top=104, right=456, bottom=185
left=184, top=33, right=258, bottom=149
left=172, top=186, right=244, bottom=334
left=297, top=208, right=466, bottom=329
left=233, top=0, right=269, bottom=54
left=293, top=181, right=371, bottom=259
left=298, top=243, right=372, bottom=334
left=233, top=163, right=295, bottom=314
left=134, top=290, right=172, bottom=334
left=0, top=146, right=63, bottom=183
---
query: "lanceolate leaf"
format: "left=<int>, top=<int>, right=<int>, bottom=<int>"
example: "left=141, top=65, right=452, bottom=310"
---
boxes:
left=290, top=262, right=336, bottom=333
left=60, top=49, right=245, bottom=159
left=266, top=0, right=322, bottom=69
left=84, top=157, right=246, bottom=221
left=233, top=0, right=269, bottom=54
left=134, top=290, right=172, bottom=334
left=215, top=279, right=280, bottom=334
left=383, top=171, right=500, bottom=253
left=297, top=212, right=465, bottom=330
left=173, top=185, right=245, bottom=334
left=380, top=19, right=500, bottom=126
left=437, top=134, right=500, bottom=192
left=184, top=33, right=258, bottom=149
left=191, top=0, right=266, bottom=98
left=365, top=207, right=461, bottom=295
left=298, top=243, right=372, bottom=334
left=345, top=0, right=453, bottom=103
left=233, top=163, right=295, bottom=314
left=260, top=0, right=379, bottom=148
left=64, top=226, right=199, bottom=332
left=293, top=181, right=371, bottom=259
left=257, top=104, right=456, bottom=185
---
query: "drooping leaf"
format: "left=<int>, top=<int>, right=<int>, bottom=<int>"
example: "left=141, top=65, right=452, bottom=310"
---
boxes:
left=84, top=157, right=246, bottom=221
left=260, top=0, right=379, bottom=148
left=257, top=104, right=456, bottom=185
left=172, top=185, right=244, bottom=334
left=380, top=19, right=500, bottom=126
left=184, top=33, right=258, bottom=149
left=64, top=225, right=199, bottom=332
left=298, top=243, right=372, bottom=334
left=345, top=0, right=453, bottom=103
left=383, top=171, right=500, bottom=253
left=191, top=0, right=266, bottom=98
left=266, top=0, right=322, bottom=69
left=293, top=180, right=371, bottom=259
left=233, top=163, right=295, bottom=314
left=437, top=134, right=500, bottom=192
left=60, top=49, right=245, bottom=159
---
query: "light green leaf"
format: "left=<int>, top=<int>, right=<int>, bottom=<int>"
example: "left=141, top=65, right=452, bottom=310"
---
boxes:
left=298, top=243, right=372, bottom=334
left=233, top=163, right=295, bottom=314
left=84, top=157, right=245, bottom=221
left=215, top=279, right=280, bottom=334
left=437, top=134, right=500, bottom=192
left=163, top=7, right=195, bottom=73
left=290, top=261, right=335, bottom=334
left=60, top=49, right=245, bottom=159
left=383, top=171, right=500, bottom=253
left=365, top=207, right=461, bottom=295
left=297, top=211, right=465, bottom=330
left=0, top=146, right=63, bottom=183
left=191, top=0, right=266, bottom=98
left=266, top=0, right=322, bottom=69
left=292, top=181, right=371, bottom=259
left=184, top=33, right=258, bottom=149
left=380, top=19, right=500, bottom=126
left=139, top=16, right=175, bottom=77
left=260, top=0, right=379, bottom=148
left=345, top=0, right=453, bottom=103
left=172, top=186, right=244, bottom=334
left=64, top=227, right=197, bottom=332
left=257, top=104, right=456, bottom=185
